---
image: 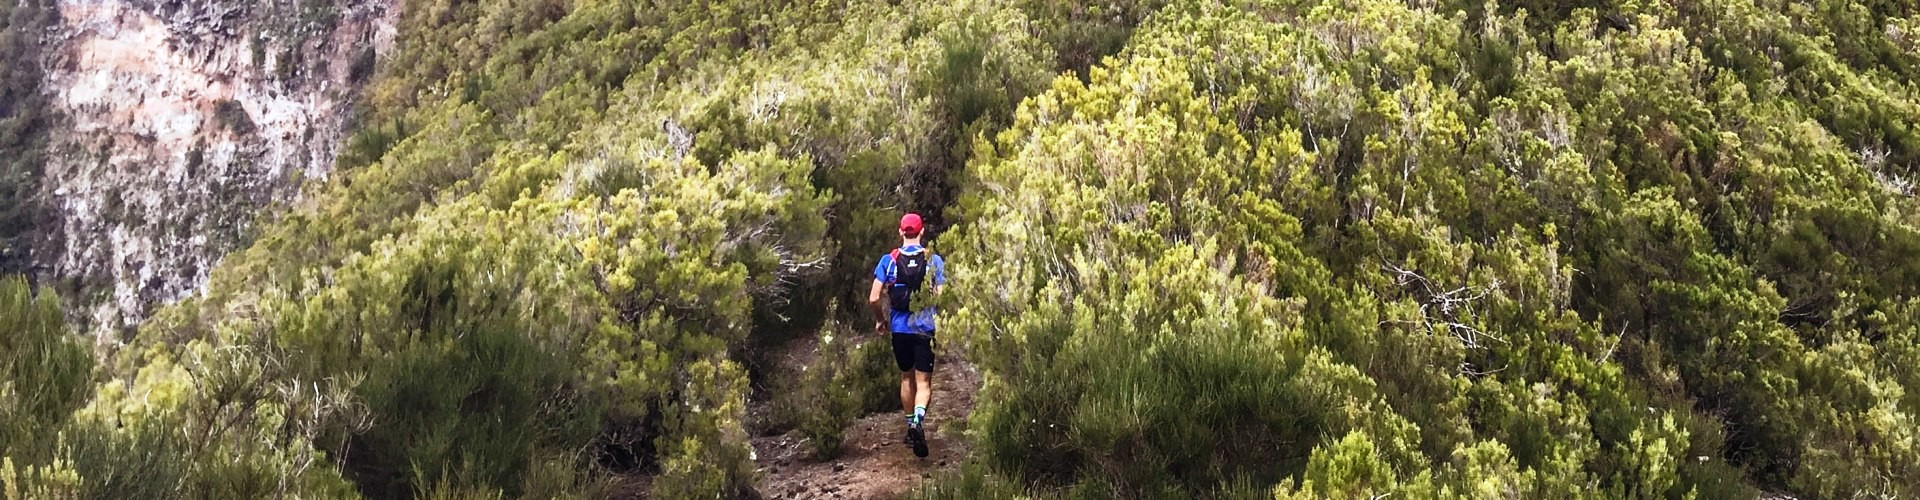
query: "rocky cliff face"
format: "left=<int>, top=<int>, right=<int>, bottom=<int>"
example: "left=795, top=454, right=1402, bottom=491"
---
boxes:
left=34, top=0, right=395, bottom=338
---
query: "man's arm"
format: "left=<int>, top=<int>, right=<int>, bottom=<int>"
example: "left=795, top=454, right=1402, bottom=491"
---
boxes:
left=932, top=256, right=947, bottom=295
left=868, top=278, right=888, bottom=335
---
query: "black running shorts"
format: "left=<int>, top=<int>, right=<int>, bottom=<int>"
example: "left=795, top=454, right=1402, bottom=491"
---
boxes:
left=891, top=333, right=935, bottom=373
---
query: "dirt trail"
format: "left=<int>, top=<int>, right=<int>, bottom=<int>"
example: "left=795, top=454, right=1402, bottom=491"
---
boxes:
left=750, top=333, right=982, bottom=500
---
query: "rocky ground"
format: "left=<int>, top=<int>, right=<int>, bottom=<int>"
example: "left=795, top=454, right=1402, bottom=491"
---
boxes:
left=748, top=331, right=983, bottom=500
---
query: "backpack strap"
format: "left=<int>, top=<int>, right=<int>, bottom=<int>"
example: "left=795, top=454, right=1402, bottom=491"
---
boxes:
left=887, top=248, right=902, bottom=285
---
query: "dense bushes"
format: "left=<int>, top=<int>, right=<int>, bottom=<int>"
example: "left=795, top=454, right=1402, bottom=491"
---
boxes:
left=19, top=0, right=1085, bottom=497
left=937, top=0, right=1920, bottom=497
left=0, top=277, right=92, bottom=479
left=10, top=0, right=1917, bottom=497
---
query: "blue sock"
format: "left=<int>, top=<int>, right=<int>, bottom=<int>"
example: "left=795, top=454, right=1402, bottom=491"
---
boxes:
left=913, top=405, right=927, bottom=424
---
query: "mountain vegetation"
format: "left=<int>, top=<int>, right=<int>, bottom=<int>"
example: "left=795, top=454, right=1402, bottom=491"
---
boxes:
left=933, top=0, right=1920, bottom=496
left=2, top=0, right=1918, bottom=498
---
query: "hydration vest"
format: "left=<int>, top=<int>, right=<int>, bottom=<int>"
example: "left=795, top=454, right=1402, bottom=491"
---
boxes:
left=888, top=248, right=931, bottom=313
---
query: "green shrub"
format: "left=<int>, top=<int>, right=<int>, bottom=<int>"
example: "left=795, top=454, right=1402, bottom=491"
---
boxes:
left=913, top=461, right=1027, bottom=500
left=0, top=276, right=92, bottom=488
left=793, top=364, right=857, bottom=460
left=791, top=326, right=899, bottom=459
left=932, top=0, right=1920, bottom=496
left=845, top=334, right=902, bottom=416
left=59, top=418, right=193, bottom=500
left=342, top=270, right=583, bottom=497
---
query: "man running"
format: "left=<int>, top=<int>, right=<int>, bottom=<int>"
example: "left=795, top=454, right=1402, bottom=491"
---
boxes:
left=869, top=212, right=946, bottom=458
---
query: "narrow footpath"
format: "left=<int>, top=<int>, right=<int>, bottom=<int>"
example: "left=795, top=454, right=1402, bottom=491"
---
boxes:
left=750, top=332, right=983, bottom=499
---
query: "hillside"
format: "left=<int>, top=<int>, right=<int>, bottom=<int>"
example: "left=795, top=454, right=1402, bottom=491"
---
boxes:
left=1, top=0, right=394, bottom=337
left=3, top=0, right=1919, bottom=498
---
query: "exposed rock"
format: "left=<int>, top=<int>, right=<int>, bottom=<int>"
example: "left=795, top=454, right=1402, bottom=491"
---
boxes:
left=34, top=0, right=397, bottom=340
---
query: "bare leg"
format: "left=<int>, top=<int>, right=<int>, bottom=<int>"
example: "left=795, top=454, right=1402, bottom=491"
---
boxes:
left=899, top=371, right=914, bottom=413
left=914, top=370, right=932, bottom=412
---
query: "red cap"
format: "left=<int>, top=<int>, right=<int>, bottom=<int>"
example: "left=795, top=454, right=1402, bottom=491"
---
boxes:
left=899, top=213, right=924, bottom=237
